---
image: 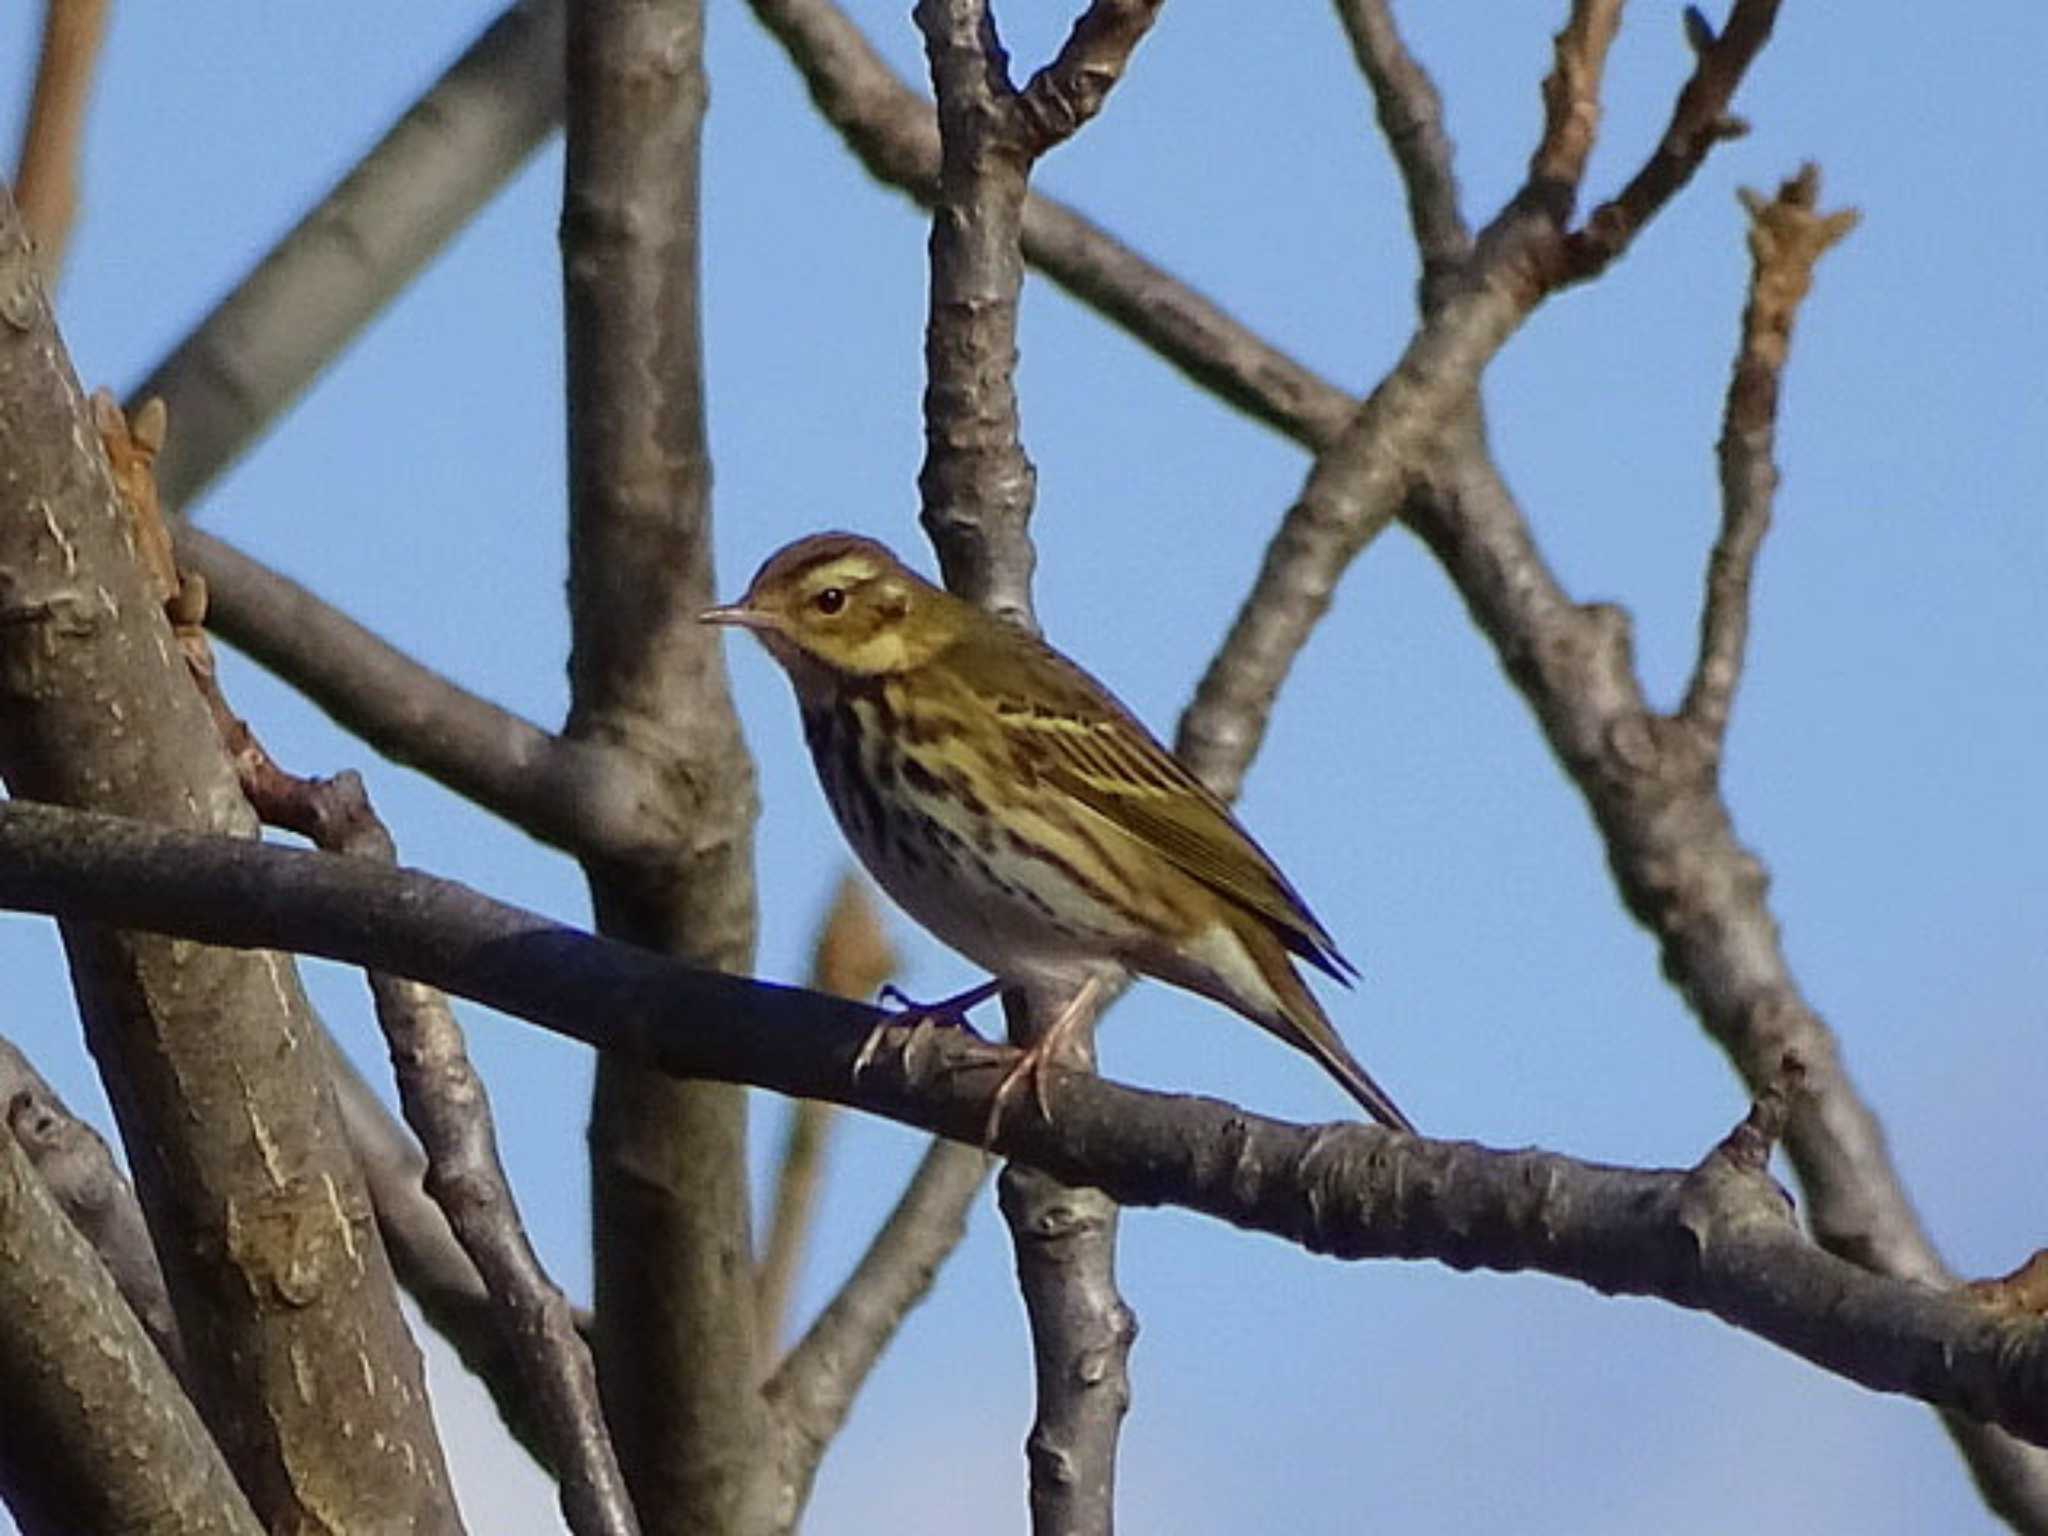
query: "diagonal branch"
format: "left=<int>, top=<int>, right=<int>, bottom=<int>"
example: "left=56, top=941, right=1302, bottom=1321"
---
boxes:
left=1, top=800, right=2045, bottom=1454
left=217, top=721, right=633, bottom=1536
left=11, top=0, right=112, bottom=282
left=1680, top=165, right=1857, bottom=742
left=173, top=522, right=653, bottom=860
left=1562, top=0, right=1781, bottom=282
left=133, top=0, right=567, bottom=513
left=755, top=876, right=899, bottom=1349
left=0, top=1124, right=265, bottom=1536
left=764, top=1138, right=992, bottom=1522
left=1, top=1034, right=183, bottom=1380
left=1014, top=0, right=1165, bottom=156
left=1333, top=0, right=1470, bottom=310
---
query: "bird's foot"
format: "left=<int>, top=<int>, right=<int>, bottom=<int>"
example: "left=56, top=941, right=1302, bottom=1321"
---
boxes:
left=981, top=1038, right=1060, bottom=1145
left=851, top=977, right=1004, bottom=1079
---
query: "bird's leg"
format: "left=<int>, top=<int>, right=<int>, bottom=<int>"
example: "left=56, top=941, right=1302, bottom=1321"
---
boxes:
left=852, top=976, right=1005, bottom=1079
left=983, top=973, right=1106, bottom=1144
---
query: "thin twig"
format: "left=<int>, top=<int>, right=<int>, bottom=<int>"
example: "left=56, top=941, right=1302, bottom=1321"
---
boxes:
left=173, top=522, right=647, bottom=860
left=765, top=1138, right=992, bottom=1524
left=1681, top=165, right=1857, bottom=742
left=234, top=757, right=637, bottom=1536
left=1332, top=0, right=1470, bottom=308
left=11, top=0, right=112, bottom=281
left=1014, top=0, right=1166, bottom=156
left=1561, top=0, right=1782, bottom=283
left=756, top=874, right=898, bottom=1347
left=3, top=802, right=2048, bottom=1452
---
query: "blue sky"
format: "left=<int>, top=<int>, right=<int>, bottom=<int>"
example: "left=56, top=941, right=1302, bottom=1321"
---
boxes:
left=4, top=2, right=2044, bottom=1532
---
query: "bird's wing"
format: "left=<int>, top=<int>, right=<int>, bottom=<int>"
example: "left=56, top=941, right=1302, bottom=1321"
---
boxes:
left=973, top=635, right=1359, bottom=983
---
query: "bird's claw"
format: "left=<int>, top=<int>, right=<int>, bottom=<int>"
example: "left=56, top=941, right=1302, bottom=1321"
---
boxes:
left=850, top=979, right=1002, bottom=1081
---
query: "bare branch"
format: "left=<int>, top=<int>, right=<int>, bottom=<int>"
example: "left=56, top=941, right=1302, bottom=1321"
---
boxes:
left=10, top=0, right=111, bottom=281
left=0, top=1127, right=265, bottom=1536
left=133, top=0, right=567, bottom=513
left=999, top=1153, right=1131, bottom=1536
left=172, top=523, right=653, bottom=860
left=748, top=0, right=1355, bottom=450
left=1681, top=165, right=1858, bottom=741
left=1524, top=0, right=1625, bottom=209
left=2, top=801, right=2045, bottom=1451
left=205, top=682, right=633, bottom=1536
left=913, top=0, right=1040, bottom=622
left=0, top=1035, right=182, bottom=1378
left=765, top=1139, right=991, bottom=1521
left=756, top=876, right=898, bottom=1348
left=1015, top=0, right=1166, bottom=157
left=563, top=2, right=770, bottom=1530
left=1333, top=0, right=1471, bottom=309
left=1561, top=0, right=1782, bottom=282
left=0, top=195, right=461, bottom=1533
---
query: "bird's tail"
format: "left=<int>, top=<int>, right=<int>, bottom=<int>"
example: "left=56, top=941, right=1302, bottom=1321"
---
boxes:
left=1258, top=942, right=1417, bottom=1135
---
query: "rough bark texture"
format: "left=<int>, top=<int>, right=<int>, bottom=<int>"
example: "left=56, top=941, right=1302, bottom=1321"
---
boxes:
left=563, top=2, right=770, bottom=1531
left=0, top=193, right=460, bottom=1532
left=2, top=801, right=2045, bottom=1456
left=0, top=1128, right=263, bottom=1536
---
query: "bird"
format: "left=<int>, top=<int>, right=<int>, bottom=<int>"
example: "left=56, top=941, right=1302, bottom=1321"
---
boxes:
left=700, top=532, right=1415, bottom=1137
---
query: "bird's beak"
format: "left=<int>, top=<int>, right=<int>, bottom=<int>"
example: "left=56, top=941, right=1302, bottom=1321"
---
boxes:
left=699, top=602, right=771, bottom=630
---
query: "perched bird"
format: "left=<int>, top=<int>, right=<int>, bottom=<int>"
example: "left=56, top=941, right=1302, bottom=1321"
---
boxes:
left=701, top=532, right=1415, bottom=1135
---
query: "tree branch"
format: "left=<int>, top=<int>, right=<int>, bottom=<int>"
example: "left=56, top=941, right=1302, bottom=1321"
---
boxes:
left=0, top=1034, right=183, bottom=1380
left=765, top=1138, right=991, bottom=1524
left=1680, top=164, right=1856, bottom=741
left=0, top=190, right=461, bottom=1533
left=217, top=727, right=634, bottom=1536
left=747, top=0, right=1356, bottom=453
left=10, top=0, right=112, bottom=282
left=133, top=0, right=567, bottom=512
left=1332, top=0, right=1470, bottom=310
left=563, top=3, right=770, bottom=1531
left=0, top=1126, right=264, bottom=1536
left=1014, top=0, right=1165, bottom=157
left=0, top=801, right=2043, bottom=1451
left=913, top=0, right=1041, bottom=623
left=173, top=522, right=655, bottom=861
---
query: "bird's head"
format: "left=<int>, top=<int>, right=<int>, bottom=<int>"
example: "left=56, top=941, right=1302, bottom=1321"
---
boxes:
left=701, top=533, right=965, bottom=691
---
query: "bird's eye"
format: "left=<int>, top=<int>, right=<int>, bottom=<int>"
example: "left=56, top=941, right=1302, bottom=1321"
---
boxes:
left=814, top=588, right=847, bottom=616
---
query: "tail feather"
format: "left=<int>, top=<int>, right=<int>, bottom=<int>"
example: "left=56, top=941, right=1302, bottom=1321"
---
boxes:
left=1256, top=934, right=1417, bottom=1135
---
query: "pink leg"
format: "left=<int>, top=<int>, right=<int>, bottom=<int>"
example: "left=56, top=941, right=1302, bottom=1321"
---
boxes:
left=983, top=974, right=1105, bottom=1144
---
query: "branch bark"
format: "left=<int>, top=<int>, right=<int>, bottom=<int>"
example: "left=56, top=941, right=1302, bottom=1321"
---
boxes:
left=0, top=800, right=2043, bottom=1453
left=133, top=0, right=568, bottom=512
left=0, top=190, right=460, bottom=1533
left=11, top=0, right=112, bottom=281
left=562, top=2, right=769, bottom=1531
left=0, top=1126, right=264, bottom=1536
left=910, top=6, right=1162, bottom=1530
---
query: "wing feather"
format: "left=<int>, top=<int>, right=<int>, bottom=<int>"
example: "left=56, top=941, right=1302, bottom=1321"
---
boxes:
left=957, top=631, right=1359, bottom=982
